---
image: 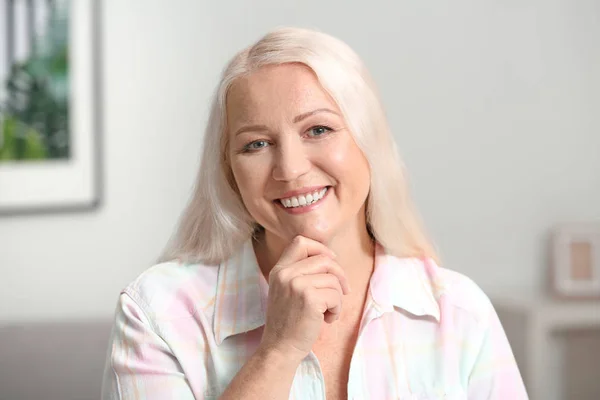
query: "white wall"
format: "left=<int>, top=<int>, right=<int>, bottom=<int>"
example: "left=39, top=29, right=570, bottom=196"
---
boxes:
left=1, top=0, right=598, bottom=322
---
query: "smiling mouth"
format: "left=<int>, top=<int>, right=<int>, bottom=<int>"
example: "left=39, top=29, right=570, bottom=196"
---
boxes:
left=277, top=187, right=330, bottom=209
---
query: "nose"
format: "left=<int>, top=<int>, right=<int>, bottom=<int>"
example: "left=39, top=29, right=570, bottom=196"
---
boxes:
left=271, top=138, right=311, bottom=182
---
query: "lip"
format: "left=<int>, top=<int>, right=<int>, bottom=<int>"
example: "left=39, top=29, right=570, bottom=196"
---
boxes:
left=276, top=185, right=329, bottom=201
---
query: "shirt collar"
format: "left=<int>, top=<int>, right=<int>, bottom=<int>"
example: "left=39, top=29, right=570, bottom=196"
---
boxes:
left=213, top=241, right=443, bottom=345
left=369, top=244, right=442, bottom=321
left=213, top=240, right=268, bottom=345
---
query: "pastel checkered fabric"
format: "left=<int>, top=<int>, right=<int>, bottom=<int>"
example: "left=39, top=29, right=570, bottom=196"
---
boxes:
left=101, top=241, right=528, bottom=399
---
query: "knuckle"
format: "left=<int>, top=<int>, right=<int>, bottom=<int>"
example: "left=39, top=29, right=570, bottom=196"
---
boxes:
left=281, top=268, right=296, bottom=283
left=321, top=257, right=340, bottom=274
left=289, top=276, right=303, bottom=293
left=269, top=266, right=280, bottom=278
left=270, top=266, right=286, bottom=283
left=329, top=259, right=341, bottom=271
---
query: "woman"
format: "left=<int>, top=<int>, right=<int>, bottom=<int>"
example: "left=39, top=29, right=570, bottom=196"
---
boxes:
left=102, top=27, right=528, bottom=399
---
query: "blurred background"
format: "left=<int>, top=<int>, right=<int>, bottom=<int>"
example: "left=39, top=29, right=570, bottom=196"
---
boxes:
left=1, top=0, right=598, bottom=399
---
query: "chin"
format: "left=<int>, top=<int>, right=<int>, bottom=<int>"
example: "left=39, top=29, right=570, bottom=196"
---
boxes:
left=295, top=230, right=330, bottom=245
left=288, top=221, right=335, bottom=245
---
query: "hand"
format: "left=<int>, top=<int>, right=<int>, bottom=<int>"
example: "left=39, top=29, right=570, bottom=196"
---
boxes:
left=259, top=235, right=351, bottom=363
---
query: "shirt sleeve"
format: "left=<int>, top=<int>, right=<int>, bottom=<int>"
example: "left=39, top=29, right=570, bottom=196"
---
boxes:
left=101, top=291, right=196, bottom=400
left=467, top=304, right=529, bottom=400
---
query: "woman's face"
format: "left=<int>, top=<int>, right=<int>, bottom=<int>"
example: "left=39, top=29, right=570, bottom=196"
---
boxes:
left=227, top=63, right=371, bottom=245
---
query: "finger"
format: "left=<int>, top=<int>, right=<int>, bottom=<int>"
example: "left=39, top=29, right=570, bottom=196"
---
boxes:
left=315, top=288, right=342, bottom=320
left=285, top=255, right=350, bottom=295
left=290, top=273, right=344, bottom=297
left=278, top=235, right=336, bottom=266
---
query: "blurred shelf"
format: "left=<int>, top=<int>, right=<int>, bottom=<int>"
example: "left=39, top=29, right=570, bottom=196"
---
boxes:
left=493, top=292, right=600, bottom=329
left=492, top=292, right=600, bottom=400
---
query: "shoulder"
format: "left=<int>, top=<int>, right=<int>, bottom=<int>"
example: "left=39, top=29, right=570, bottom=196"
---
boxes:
left=434, top=262, right=495, bottom=326
left=120, top=260, right=220, bottom=320
left=375, top=250, right=495, bottom=327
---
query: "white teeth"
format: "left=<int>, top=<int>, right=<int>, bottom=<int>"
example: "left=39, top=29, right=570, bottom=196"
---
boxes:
left=279, top=187, right=329, bottom=208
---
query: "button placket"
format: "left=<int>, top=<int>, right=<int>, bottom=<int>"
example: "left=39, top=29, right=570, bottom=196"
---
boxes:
left=346, top=301, right=385, bottom=399
left=307, top=351, right=327, bottom=399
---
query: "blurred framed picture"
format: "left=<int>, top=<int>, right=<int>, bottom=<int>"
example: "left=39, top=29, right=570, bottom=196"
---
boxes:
left=551, top=223, right=600, bottom=299
left=0, top=0, right=102, bottom=215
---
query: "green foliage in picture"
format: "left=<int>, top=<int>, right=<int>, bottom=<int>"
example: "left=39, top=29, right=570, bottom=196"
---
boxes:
left=0, top=116, right=47, bottom=160
left=0, top=1, right=70, bottom=162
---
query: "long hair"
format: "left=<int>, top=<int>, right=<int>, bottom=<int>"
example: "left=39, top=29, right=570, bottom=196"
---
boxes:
left=160, top=27, right=439, bottom=265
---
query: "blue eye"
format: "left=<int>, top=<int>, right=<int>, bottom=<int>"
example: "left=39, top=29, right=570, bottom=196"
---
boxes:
left=307, top=125, right=333, bottom=137
left=244, top=140, right=269, bottom=152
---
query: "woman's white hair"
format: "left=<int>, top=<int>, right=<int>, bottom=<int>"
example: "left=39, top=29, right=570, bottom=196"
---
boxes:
left=160, top=27, right=438, bottom=265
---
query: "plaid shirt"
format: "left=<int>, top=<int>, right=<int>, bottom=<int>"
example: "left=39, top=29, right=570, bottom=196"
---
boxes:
left=102, top=241, right=528, bottom=399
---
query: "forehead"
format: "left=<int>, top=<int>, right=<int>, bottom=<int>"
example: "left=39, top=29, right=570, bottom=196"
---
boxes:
left=226, top=63, right=338, bottom=123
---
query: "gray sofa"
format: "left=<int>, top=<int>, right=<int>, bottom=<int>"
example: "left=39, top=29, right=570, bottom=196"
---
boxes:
left=0, top=320, right=113, bottom=400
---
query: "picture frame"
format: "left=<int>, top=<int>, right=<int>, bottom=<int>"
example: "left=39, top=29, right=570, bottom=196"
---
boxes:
left=0, top=0, right=102, bottom=216
left=551, top=223, right=600, bottom=299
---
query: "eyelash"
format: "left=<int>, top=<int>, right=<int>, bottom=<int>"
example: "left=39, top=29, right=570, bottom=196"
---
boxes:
left=241, top=125, right=334, bottom=153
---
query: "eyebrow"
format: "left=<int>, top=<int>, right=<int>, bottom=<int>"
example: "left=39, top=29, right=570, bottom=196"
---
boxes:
left=293, top=108, right=339, bottom=123
left=233, top=108, right=339, bottom=137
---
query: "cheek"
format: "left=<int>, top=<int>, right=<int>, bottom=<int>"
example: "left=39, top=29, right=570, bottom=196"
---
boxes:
left=230, top=157, right=271, bottom=207
left=327, top=139, right=371, bottom=185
